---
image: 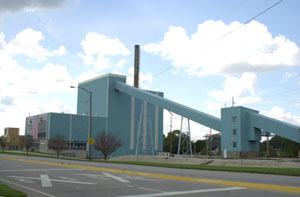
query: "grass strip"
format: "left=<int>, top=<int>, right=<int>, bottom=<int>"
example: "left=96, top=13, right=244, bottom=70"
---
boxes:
left=0, top=184, right=26, bottom=197
left=97, top=160, right=300, bottom=176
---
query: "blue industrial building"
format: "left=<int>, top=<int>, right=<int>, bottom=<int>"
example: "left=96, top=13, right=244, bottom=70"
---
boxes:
left=25, top=73, right=300, bottom=159
left=25, top=74, right=164, bottom=158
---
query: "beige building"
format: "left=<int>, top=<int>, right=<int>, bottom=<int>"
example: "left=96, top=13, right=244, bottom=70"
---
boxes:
left=3, top=127, right=24, bottom=150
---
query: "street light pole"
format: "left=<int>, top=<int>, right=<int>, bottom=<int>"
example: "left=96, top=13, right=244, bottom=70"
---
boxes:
left=70, top=86, right=92, bottom=161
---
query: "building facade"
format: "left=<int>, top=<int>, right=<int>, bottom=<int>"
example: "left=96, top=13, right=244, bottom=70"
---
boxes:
left=3, top=127, right=24, bottom=150
left=25, top=74, right=164, bottom=158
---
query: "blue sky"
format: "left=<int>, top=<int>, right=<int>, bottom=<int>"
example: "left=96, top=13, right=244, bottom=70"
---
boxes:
left=0, top=0, right=300, bottom=140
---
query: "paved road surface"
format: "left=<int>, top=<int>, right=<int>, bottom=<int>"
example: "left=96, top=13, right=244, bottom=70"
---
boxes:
left=0, top=154, right=299, bottom=197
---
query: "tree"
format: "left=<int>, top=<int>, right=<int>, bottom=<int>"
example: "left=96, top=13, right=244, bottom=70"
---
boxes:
left=260, top=135, right=300, bottom=158
left=48, top=134, right=67, bottom=158
left=193, top=139, right=206, bottom=154
left=93, top=132, right=122, bottom=160
left=24, top=135, right=34, bottom=155
left=0, top=136, right=7, bottom=152
left=163, top=130, right=180, bottom=154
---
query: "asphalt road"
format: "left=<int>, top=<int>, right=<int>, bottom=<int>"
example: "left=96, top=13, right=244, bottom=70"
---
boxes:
left=0, top=154, right=299, bottom=197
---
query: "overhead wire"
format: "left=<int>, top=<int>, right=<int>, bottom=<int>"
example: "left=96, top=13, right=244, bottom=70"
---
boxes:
left=152, top=0, right=284, bottom=78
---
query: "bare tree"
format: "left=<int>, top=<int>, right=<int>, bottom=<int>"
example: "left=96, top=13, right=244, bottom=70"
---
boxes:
left=0, top=136, right=7, bottom=152
left=24, top=135, right=34, bottom=156
left=48, top=134, right=67, bottom=158
left=94, top=132, right=122, bottom=160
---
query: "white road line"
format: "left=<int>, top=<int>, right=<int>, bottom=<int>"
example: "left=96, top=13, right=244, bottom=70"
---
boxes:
left=0, top=168, right=82, bottom=172
left=41, top=175, right=52, bottom=187
left=118, top=187, right=245, bottom=197
left=137, top=187, right=165, bottom=193
left=0, top=178, right=56, bottom=197
left=102, top=173, right=130, bottom=183
left=8, top=176, right=97, bottom=185
left=75, top=173, right=161, bottom=182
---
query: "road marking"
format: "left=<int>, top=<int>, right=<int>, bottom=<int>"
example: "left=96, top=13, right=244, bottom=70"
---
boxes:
left=41, top=175, right=52, bottom=187
left=8, top=176, right=97, bottom=185
left=118, top=187, right=245, bottom=197
left=103, top=172, right=130, bottom=183
left=75, top=173, right=161, bottom=182
left=0, top=178, right=56, bottom=197
left=1, top=156, right=300, bottom=194
left=137, top=187, right=165, bottom=193
left=59, top=176, right=79, bottom=181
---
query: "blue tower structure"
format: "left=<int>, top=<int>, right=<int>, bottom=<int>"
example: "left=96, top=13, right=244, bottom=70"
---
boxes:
left=77, top=74, right=164, bottom=156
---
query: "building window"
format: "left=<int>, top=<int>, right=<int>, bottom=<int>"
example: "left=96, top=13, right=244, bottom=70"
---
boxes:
left=232, top=116, right=236, bottom=122
left=67, top=142, right=87, bottom=150
left=233, top=141, right=237, bottom=147
left=233, top=129, right=236, bottom=135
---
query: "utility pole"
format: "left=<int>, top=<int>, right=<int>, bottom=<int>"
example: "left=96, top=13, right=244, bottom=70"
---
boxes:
left=168, top=111, right=173, bottom=154
left=210, top=128, right=212, bottom=158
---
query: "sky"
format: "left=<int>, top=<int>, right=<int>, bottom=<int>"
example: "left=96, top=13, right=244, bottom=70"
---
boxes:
left=0, top=0, right=300, bottom=140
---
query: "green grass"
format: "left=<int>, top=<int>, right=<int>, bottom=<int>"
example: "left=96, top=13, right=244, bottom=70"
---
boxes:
left=0, top=184, right=26, bottom=197
left=1, top=151, right=300, bottom=176
left=96, top=160, right=300, bottom=176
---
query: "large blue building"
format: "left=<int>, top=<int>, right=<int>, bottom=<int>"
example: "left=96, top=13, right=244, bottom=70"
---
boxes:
left=25, top=73, right=300, bottom=159
left=25, top=74, right=164, bottom=158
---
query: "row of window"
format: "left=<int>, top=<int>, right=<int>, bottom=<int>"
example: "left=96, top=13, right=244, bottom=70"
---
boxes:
left=66, top=142, right=87, bottom=150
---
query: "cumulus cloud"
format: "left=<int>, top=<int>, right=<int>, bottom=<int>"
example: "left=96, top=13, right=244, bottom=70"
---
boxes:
left=280, top=72, right=298, bottom=83
left=78, top=32, right=130, bottom=71
left=1, top=28, right=66, bottom=61
left=143, top=20, right=300, bottom=76
left=127, top=67, right=153, bottom=89
left=204, top=73, right=261, bottom=110
left=261, top=106, right=300, bottom=126
left=0, top=28, right=74, bottom=135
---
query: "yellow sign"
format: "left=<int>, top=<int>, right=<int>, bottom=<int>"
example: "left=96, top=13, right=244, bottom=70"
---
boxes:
left=88, top=138, right=95, bottom=145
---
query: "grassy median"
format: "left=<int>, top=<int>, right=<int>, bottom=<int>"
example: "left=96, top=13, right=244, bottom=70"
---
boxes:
left=0, top=184, right=26, bottom=197
left=100, top=160, right=300, bottom=176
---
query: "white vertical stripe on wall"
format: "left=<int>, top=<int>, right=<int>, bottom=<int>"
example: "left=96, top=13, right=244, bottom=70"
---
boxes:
left=143, top=101, right=148, bottom=151
left=130, top=96, right=135, bottom=150
left=155, top=93, right=159, bottom=150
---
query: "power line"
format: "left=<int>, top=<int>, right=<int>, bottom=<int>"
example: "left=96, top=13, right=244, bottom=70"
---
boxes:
left=152, top=0, right=284, bottom=78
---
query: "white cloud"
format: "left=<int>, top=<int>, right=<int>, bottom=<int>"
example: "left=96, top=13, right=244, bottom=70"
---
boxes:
left=78, top=32, right=130, bottom=71
left=280, top=72, right=298, bottom=83
left=261, top=106, right=300, bottom=126
left=143, top=20, right=300, bottom=75
left=116, top=58, right=126, bottom=69
left=127, top=67, right=153, bottom=89
left=1, top=28, right=66, bottom=61
left=0, top=28, right=74, bottom=135
left=75, top=70, right=99, bottom=84
left=203, top=100, right=223, bottom=111
left=207, top=73, right=261, bottom=107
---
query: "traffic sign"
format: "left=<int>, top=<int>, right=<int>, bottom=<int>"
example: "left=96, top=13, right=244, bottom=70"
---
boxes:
left=88, top=138, right=95, bottom=145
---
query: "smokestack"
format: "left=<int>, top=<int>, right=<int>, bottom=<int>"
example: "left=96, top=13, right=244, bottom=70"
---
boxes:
left=134, top=45, right=140, bottom=88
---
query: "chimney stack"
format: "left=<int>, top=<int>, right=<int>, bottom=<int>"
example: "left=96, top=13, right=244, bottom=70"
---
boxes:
left=134, top=45, right=140, bottom=88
